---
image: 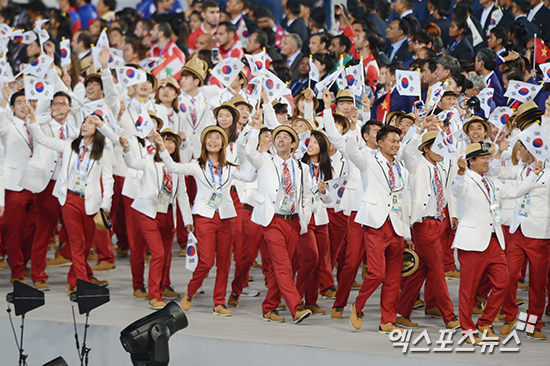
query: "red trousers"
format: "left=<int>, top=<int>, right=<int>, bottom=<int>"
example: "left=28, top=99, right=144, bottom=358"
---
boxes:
left=333, top=212, right=365, bottom=308
left=319, top=209, right=348, bottom=293
left=111, top=175, right=129, bottom=249
left=441, top=214, right=457, bottom=272
left=230, top=189, right=244, bottom=271
left=1, top=189, right=35, bottom=279
left=124, top=196, right=148, bottom=290
left=62, top=194, right=96, bottom=288
left=140, top=208, right=176, bottom=301
left=397, top=218, right=456, bottom=323
left=31, top=181, right=61, bottom=282
left=355, top=220, right=403, bottom=324
left=262, top=217, right=302, bottom=316
left=502, top=228, right=550, bottom=330
left=296, top=216, right=329, bottom=305
left=458, top=236, right=509, bottom=331
left=176, top=176, right=197, bottom=247
left=94, top=227, right=114, bottom=264
left=231, top=207, right=271, bottom=295
left=187, top=213, right=232, bottom=306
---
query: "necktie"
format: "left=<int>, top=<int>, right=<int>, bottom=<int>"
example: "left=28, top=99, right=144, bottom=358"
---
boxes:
left=229, top=142, right=234, bottom=154
left=147, top=144, right=155, bottom=155
left=445, top=126, right=453, bottom=143
left=59, top=126, right=65, bottom=158
left=190, top=97, right=197, bottom=127
left=282, top=161, right=295, bottom=214
left=167, top=109, right=174, bottom=127
left=389, top=45, right=396, bottom=62
left=162, top=166, right=172, bottom=193
left=526, top=167, right=532, bottom=177
left=312, top=164, right=319, bottom=182
left=79, top=146, right=88, bottom=165
left=387, top=162, right=395, bottom=189
left=482, top=177, right=491, bottom=197
left=434, top=166, right=445, bottom=221
left=25, top=123, right=33, bottom=154
left=211, top=161, right=220, bottom=175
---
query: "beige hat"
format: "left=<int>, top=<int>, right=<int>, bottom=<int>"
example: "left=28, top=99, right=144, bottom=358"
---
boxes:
left=181, top=58, right=209, bottom=86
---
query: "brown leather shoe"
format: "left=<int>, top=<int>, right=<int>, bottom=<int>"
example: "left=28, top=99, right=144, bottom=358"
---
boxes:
left=149, top=299, right=168, bottom=310
left=249, top=275, right=254, bottom=282
left=0, top=257, right=7, bottom=270
left=116, top=247, right=129, bottom=257
left=89, top=277, right=109, bottom=287
left=517, top=279, right=528, bottom=291
left=178, top=247, right=187, bottom=257
left=475, top=294, right=486, bottom=304
left=463, top=332, right=483, bottom=345
left=527, top=329, right=547, bottom=341
left=162, top=286, right=181, bottom=300
left=251, top=260, right=262, bottom=269
left=396, top=316, right=419, bottom=329
left=46, top=255, right=72, bottom=267
left=472, top=304, right=483, bottom=315
left=446, top=316, right=460, bottom=330
left=322, top=286, right=337, bottom=299
left=349, top=303, right=363, bottom=330
left=425, top=306, right=443, bottom=318
left=304, top=304, right=327, bottom=315
left=413, top=298, right=425, bottom=309
left=379, top=322, right=405, bottom=334
left=263, top=310, right=285, bottom=323
left=134, top=288, right=148, bottom=299
left=67, top=284, right=76, bottom=296
left=331, top=307, right=343, bottom=320
left=445, top=269, right=460, bottom=279
left=351, top=281, right=362, bottom=290
left=10, top=278, right=28, bottom=285
left=493, top=309, right=505, bottom=323
left=181, top=291, right=194, bottom=311
left=213, top=304, right=232, bottom=317
left=145, top=253, right=152, bottom=261
left=228, top=292, right=240, bottom=308
left=88, top=249, right=98, bottom=261
left=24, top=267, right=31, bottom=278
left=516, top=298, right=525, bottom=306
left=500, top=319, right=517, bottom=336
left=34, top=280, right=50, bottom=291
left=293, top=307, right=312, bottom=324
left=477, top=325, right=500, bottom=343
left=91, top=261, right=117, bottom=272
left=277, top=302, right=287, bottom=311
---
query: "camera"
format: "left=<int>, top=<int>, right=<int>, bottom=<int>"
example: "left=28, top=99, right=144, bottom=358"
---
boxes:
left=466, top=96, right=480, bottom=110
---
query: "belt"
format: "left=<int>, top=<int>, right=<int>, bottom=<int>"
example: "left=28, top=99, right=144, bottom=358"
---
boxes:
left=243, top=204, right=254, bottom=211
left=423, top=216, right=439, bottom=220
left=230, top=186, right=237, bottom=192
left=491, top=233, right=497, bottom=238
left=275, top=213, right=298, bottom=220
left=68, top=190, right=85, bottom=199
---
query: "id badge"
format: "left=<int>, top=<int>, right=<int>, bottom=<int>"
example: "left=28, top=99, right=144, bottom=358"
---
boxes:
left=73, top=173, right=86, bottom=192
left=206, top=189, right=223, bottom=211
left=391, top=191, right=403, bottom=212
left=157, top=194, right=170, bottom=214
left=490, top=204, right=504, bottom=224
left=518, top=197, right=530, bottom=217
left=279, top=193, right=295, bottom=214
left=312, top=195, right=320, bottom=214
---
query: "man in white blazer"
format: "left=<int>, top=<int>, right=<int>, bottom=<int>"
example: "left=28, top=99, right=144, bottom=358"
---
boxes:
left=493, top=142, right=550, bottom=340
left=246, top=123, right=314, bottom=324
left=0, top=89, right=36, bottom=285
left=21, top=91, right=77, bottom=291
left=451, top=142, right=509, bottom=344
left=396, top=127, right=460, bottom=330
left=346, top=124, right=412, bottom=334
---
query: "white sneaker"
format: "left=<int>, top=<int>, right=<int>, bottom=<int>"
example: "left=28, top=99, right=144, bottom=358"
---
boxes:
left=241, top=286, right=260, bottom=297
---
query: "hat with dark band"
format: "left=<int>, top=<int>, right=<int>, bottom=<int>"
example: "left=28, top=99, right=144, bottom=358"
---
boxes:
left=442, top=85, right=459, bottom=97
left=181, top=58, right=209, bottom=86
left=272, top=125, right=299, bottom=152
left=163, top=77, right=181, bottom=95
left=213, top=101, right=240, bottom=123
left=386, top=111, right=405, bottom=125
left=231, top=95, right=253, bottom=113
left=94, top=208, right=112, bottom=230
left=418, top=131, right=439, bottom=152
left=333, top=112, right=350, bottom=135
left=465, top=141, right=492, bottom=160
left=335, top=89, right=355, bottom=103
left=291, top=116, right=315, bottom=131
left=462, top=116, right=491, bottom=140
left=148, top=110, right=164, bottom=131
left=160, top=127, right=182, bottom=149
left=294, top=90, right=320, bottom=111
left=201, top=125, right=229, bottom=146
left=311, top=129, right=330, bottom=149
left=402, top=248, right=420, bottom=277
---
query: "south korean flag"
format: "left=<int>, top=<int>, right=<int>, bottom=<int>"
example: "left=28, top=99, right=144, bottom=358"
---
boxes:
left=504, top=80, right=542, bottom=104
left=117, top=66, right=146, bottom=88
left=24, top=76, right=54, bottom=100
left=139, top=57, right=164, bottom=72
left=0, top=56, right=15, bottom=82
left=519, top=122, right=550, bottom=160
left=211, top=58, right=245, bottom=88
left=60, top=38, right=71, bottom=67
left=85, top=99, right=123, bottom=135
left=488, top=106, right=513, bottom=137
left=23, top=54, right=54, bottom=79
left=396, top=70, right=421, bottom=97
left=33, top=19, right=50, bottom=45
left=135, top=104, right=155, bottom=139
left=13, top=30, right=37, bottom=45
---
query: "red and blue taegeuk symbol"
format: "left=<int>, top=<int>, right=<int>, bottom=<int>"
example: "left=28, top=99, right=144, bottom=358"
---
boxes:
left=31, top=58, right=40, bottom=67
left=401, top=77, right=409, bottom=88
left=136, top=116, right=143, bottom=127
left=337, top=187, right=345, bottom=198
left=500, top=114, right=510, bottom=125
left=187, top=245, right=196, bottom=256
left=180, top=103, right=187, bottom=113
left=126, top=69, right=135, bottom=78
left=347, top=74, right=355, bottom=86
left=533, top=138, right=544, bottom=148
left=266, top=79, right=274, bottom=89
left=222, top=65, right=232, bottom=74
left=35, top=82, right=44, bottom=93
left=255, top=61, right=263, bottom=70
left=518, top=87, right=529, bottom=96
left=61, top=48, right=68, bottom=58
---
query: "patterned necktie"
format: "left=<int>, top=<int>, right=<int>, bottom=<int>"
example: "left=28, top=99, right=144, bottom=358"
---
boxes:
left=211, top=161, right=220, bottom=175
left=282, top=161, right=295, bottom=214
left=147, top=144, right=155, bottom=155
left=59, top=126, right=65, bottom=140
left=190, top=97, right=197, bottom=127
left=526, top=167, right=532, bottom=177
left=25, top=123, right=33, bottom=153
left=434, top=166, right=445, bottom=221
left=387, top=162, right=395, bottom=189
left=229, top=142, right=234, bottom=154
left=79, top=146, right=88, bottom=165
left=162, top=166, right=172, bottom=193
left=482, top=177, right=491, bottom=197
left=167, top=109, right=174, bottom=127
left=312, top=164, right=319, bottom=181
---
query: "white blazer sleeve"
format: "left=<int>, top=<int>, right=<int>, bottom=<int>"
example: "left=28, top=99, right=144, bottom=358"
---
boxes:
left=100, top=143, right=115, bottom=211
left=245, top=128, right=266, bottom=170
left=28, top=121, right=67, bottom=152
left=176, top=176, right=193, bottom=226
left=159, top=150, right=195, bottom=176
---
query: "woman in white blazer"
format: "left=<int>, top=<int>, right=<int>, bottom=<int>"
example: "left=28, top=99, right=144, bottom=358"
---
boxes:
left=120, top=129, right=193, bottom=310
left=295, top=130, right=332, bottom=315
left=155, top=77, right=184, bottom=135
left=28, top=108, right=114, bottom=295
left=155, top=126, right=256, bottom=316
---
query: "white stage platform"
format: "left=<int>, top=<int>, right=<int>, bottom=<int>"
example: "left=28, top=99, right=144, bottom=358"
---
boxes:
left=0, top=245, right=547, bottom=366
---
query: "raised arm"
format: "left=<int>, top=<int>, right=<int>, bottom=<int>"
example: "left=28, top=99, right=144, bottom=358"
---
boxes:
left=155, top=132, right=195, bottom=175
left=100, top=143, right=115, bottom=211
left=451, top=156, right=468, bottom=198
left=346, top=128, right=371, bottom=171
left=245, top=127, right=266, bottom=170
left=28, top=106, right=67, bottom=152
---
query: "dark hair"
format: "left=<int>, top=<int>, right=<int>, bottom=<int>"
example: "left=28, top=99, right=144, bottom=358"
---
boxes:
left=476, top=48, right=497, bottom=71
left=252, top=30, right=268, bottom=49
left=514, top=0, right=530, bottom=13
left=202, top=0, right=220, bottom=11
left=376, top=125, right=402, bottom=143
left=50, top=8, right=72, bottom=40
left=402, top=16, right=419, bottom=36
left=219, top=21, right=237, bottom=36
left=312, top=32, right=331, bottom=48
left=103, top=0, right=117, bottom=11
left=76, top=29, right=94, bottom=49
left=490, top=26, right=508, bottom=46
left=394, top=18, right=409, bottom=37
left=312, top=53, right=335, bottom=75
left=51, top=91, right=72, bottom=106
left=388, top=62, right=405, bottom=76
left=420, top=47, right=437, bottom=59
left=137, top=18, right=155, bottom=32
left=377, top=0, right=391, bottom=20
left=197, top=130, right=235, bottom=169
left=509, top=21, right=529, bottom=48
left=216, top=108, right=239, bottom=143
left=157, top=22, right=173, bottom=39
left=274, top=66, right=292, bottom=83
left=450, top=72, right=467, bottom=94
left=274, top=103, right=288, bottom=115
left=413, top=30, right=434, bottom=47
left=127, top=39, right=150, bottom=60
left=335, top=34, right=351, bottom=53
left=10, top=90, right=25, bottom=107
left=158, top=133, right=181, bottom=163
left=301, top=132, right=333, bottom=181
left=453, top=17, right=471, bottom=37
left=361, top=119, right=384, bottom=141
left=424, top=58, right=438, bottom=73
left=71, top=115, right=106, bottom=161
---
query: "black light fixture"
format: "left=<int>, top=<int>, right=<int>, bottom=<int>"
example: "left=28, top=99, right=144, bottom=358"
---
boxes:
left=70, top=279, right=110, bottom=366
left=6, top=281, right=46, bottom=366
left=120, top=301, right=188, bottom=366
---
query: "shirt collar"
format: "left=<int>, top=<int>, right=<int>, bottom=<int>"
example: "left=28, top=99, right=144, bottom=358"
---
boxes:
left=376, top=151, right=395, bottom=165
left=401, top=9, right=413, bottom=17
left=391, top=37, right=406, bottom=51
left=484, top=71, right=494, bottom=84
left=514, top=14, right=527, bottom=20
left=79, top=139, right=92, bottom=150
left=276, top=154, right=293, bottom=166
left=530, top=2, right=544, bottom=15
left=287, top=50, right=301, bottom=65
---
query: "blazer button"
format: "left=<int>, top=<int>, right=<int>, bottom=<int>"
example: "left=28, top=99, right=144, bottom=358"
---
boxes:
left=423, top=203, right=426, bottom=206
left=273, top=201, right=275, bottom=204
left=428, top=194, right=430, bottom=197
left=490, top=223, right=492, bottom=226
left=54, top=160, right=57, bottom=163
left=387, top=204, right=390, bottom=207
left=50, top=170, right=53, bottom=173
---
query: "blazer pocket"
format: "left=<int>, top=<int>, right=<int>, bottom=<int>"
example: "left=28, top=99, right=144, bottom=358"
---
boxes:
left=254, top=194, right=265, bottom=204
left=460, top=220, right=478, bottom=228
left=363, top=196, right=377, bottom=204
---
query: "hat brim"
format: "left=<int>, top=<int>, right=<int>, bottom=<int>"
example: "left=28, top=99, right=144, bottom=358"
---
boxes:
left=333, top=114, right=350, bottom=135
left=161, top=130, right=182, bottom=148
left=311, top=130, right=330, bottom=149
left=94, top=208, right=112, bottom=230
left=418, top=138, right=436, bottom=152
left=463, top=119, right=491, bottom=140
left=214, top=104, right=241, bottom=123
left=272, top=125, right=299, bottom=152
left=181, top=67, right=205, bottom=86
left=402, top=248, right=420, bottom=277
left=201, top=125, right=229, bottom=147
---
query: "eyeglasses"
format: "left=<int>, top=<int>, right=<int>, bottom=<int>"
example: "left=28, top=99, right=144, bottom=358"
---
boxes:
left=52, top=102, right=69, bottom=106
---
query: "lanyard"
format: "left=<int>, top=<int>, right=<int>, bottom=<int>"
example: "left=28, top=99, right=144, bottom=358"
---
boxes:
left=377, top=156, right=404, bottom=191
left=77, top=147, right=91, bottom=174
left=208, top=159, right=223, bottom=189
left=472, top=174, right=496, bottom=204
left=281, top=160, right=296, bottom=192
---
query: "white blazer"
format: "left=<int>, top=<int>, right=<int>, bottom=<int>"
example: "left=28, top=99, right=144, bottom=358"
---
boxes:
left=346, top=129, right=412, bottom=240
left=28, top=122, right=114, bottom=215
left=451, top=171, right=505, bottom=251
left=178, top=92, right=216, bottom=163
left=245, top=129, right=313, bottom=234
left=0, top=108, right=34, bottom=192
left=402, top=132, right=458, bottom=225
left=20, top=119, right=77, bottom=193
left=160, top=150, right=256, bottom=219
left=123, top=150, right=193, bottom=225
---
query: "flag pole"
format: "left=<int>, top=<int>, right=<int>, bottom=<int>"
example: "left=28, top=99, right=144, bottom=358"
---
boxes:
left=308, top=54, right=312, bottom=90
left=534, top=34, right=537, bottom=72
